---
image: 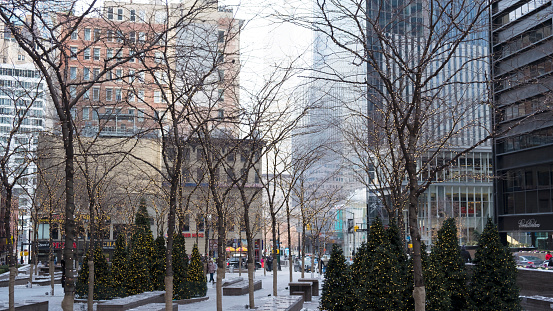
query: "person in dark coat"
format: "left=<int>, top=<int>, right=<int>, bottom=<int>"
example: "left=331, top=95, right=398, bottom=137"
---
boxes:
left=460, top=245, right=471, bottom=263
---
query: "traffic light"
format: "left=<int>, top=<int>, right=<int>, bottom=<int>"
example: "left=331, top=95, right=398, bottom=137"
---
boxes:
left=347, top=219, right=353, bottom=233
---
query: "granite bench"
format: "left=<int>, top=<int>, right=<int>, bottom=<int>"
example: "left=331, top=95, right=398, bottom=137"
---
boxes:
left=289, top=282, right=312, bottom=302
left=127, top=303, right=177, bottom=311
left=222, top=279, right=262, bottom=296
left=258, top=296, right=304, bottom=311
left=97, top=291, right=165, bottom=311
left=298, top=278, right=319, bottom=296
left=0, top=300, right=48, bottom=311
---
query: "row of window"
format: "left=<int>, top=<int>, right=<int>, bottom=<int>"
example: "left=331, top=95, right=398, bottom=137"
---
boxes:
left=0, top=116, right=42, bottom=126
left=70, top=46, right=138, bottom=62
left=499, top=95, right=547, bottom=122
left=0, top=79, right=43, bottom=90
left=503, top=165, right=553, bottom=192
left=106, top=7, right=167, bottom=24
left=81, top=106, right=145, bottom=122
left=494, top=55, right=553, bottom=91
left=494, top=22, right=552, bottom=61
left=69, top=66, right=146, bottom=84
left=0, top=68, right=40, bottom=79
left=497, top=126, right=553, bottom=153
left=493, top=0, right=549, bottom=28
left=502, top=190, right=553, bottom=214
left=71, top=27, right=150, bottom=44
left=182, top=167, right=260, bottom=184
left=0, top=98, right=43, bottom=108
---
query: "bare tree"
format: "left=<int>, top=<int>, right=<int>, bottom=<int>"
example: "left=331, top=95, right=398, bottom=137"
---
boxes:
left=0, top=63, right=44, bottom=310
left=274, top=0, right=494, bottom=308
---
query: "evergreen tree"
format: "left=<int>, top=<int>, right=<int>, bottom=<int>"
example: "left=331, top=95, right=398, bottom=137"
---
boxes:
left=151, top=236, right=166, bottom=291
left=320, top=244, right=353, bottom=311
left=111, top=234, right=128, bottom=298
left=387, top=220, right=413, bottom=310
left=187, top=244, right=207, bottom=297
left=75, top=246, right=112, bottom=299
left=126, top=200, right=155, bottom=295
left=422, top=241, right=450, bottom=311
left=429, top=218, right=468, bottom=310
left=173, top=233, right=189, bottom=299
left=351, top=217, right=390, bottom=311
left=469, top=218, right=520, bottom=310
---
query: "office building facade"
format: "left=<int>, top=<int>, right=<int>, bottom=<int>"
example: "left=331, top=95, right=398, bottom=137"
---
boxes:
left=492, top=0, right=553, bottom=248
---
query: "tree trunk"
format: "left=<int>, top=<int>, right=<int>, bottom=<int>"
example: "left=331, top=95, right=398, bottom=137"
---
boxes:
left=3, top=186, right=14, bottom=311
left=29, top=263, right=33, bottom=288
left=216, top=209, right=226, bottom=311
left=407, top=146, right=425, bottom=311
left=286, top=204, right=292, bottom=282
left=49, top=214, right=54, bottom=296
left=87, top=260, right=94, bottom=311
left=62, top=117, right=76, bottom=311
left=271, top=215, right=277, bottom=297
left=165, top=177, right=178, bottom=311
left=301, top=226, right=306, bottom=279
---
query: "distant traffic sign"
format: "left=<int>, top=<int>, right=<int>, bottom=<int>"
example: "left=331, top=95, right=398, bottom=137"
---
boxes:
left=356, top=228, right=368, bottom=232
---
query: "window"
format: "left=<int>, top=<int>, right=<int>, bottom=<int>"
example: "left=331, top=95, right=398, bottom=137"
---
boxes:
left=129, top=49, right=135, bottom=62
left=106, top=70, right=112, bottom=80
left=93, top=68, right=99, bottom=79
left=70, top=67, right=77, bottom=80
left=155, top=11, right=167, bottom=24
left=84, top=28, right=91, bottom=41
left=107, top=7, right=113, bottom=20
left=83, top=107, right=89, bottom=120
left=84, top=48, right=90, bottom=60
left=218, top=89, right=224, bottom=101
left=117, top=8, right=123, bottom=20
left=94, top=29, right=100, bottom=41
left=218, top=69, right=224, bottom=81
left=93, top=48, right=100, bottom=61
left=83, top=67, right=90, bottom=80
left=71, top=29, right=78, bottom=40
left=92, top=108, right=99, bottom=120
left=83, top=89, right=89, bottom=99
left=128, top=91, right=135, bottom=102
left=130, top=9, right=136, bottom=21
left=154, top=91, right=161, bottom=103
left=129, top=69, right=135, bottom=82
left=107, top=30, right=113, bottom=42
left=139, top=32, right=146, bottom=42
left=155, top=51, right=162, bottom=63
left=138, top=90, right=145, bottom=101
left=217, top=52, right=224, bottom=63
left=115, top=88, right=122, bottom=101
left=117, top=31, right=123, bottom=43
left=70, top=47, right=78, bottom=60
left=129, top=31, right=136, bottom=43
left=116, top=69, right=122, bottom=82
left=105, top=88, right=113, bottom=101
left=218, top=30, right=224, bottom=43
left=138, top=109, right=144, bottom=122
left=138, top=72, right=145, bottom=82
left=116, top=49, right=122, bottom=60
left=218, top=109, right=224, bottom=119
left=107, top=48, right=113, bottom=60
left=69, top=86, right=76, bottom=98
left=139, top=10, right=146, bottom=21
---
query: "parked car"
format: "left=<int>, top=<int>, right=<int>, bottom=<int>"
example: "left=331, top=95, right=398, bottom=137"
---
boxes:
left=293, top=257, right=319, bottom=272
left=516, top=255, right=545, bottom=267
left=226, top=257, right=261, bottom=269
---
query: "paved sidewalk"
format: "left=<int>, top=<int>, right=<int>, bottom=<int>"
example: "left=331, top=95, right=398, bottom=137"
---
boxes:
left=0, top=267, right=323, bottom=310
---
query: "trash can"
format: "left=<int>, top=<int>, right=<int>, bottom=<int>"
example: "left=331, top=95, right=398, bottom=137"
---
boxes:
left=229, top=265, right=234, bottom=273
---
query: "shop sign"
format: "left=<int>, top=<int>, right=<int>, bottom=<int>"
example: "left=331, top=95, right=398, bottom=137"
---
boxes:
left=182, top=233, right=204, bottom=238
left=500, top=215, right=553, bottom=231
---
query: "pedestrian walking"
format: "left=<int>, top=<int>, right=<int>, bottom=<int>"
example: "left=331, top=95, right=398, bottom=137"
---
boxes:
left=207, top=259, right=217, bottom=283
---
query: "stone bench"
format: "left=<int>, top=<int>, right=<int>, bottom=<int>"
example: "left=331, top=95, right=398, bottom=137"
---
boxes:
left=0, top=300, right=48, bottom=311
left=127, top=303, right=177, bottom=311
left=97, top=291, right=165, bottom=311
left=289, top=282, right=312, bottom=302
left=222, top=279, right=262, bottom=296
left=521, top=295, right=553, bottom=311
left=258, top=296, right=303, bottom=311
left=221, top=277, right=243, bottom=287
left=298, top=278, right=319, bottom=296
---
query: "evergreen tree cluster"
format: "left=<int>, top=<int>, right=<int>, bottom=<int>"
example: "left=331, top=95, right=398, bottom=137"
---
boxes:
left=75, top=199, right=207, bottom=300
left=320, top=218, right=521, bottom=311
